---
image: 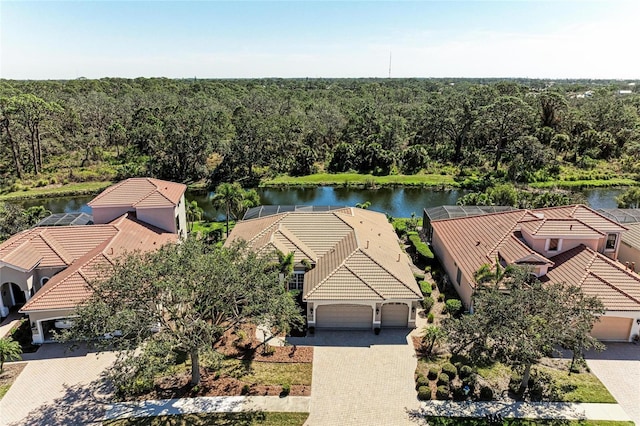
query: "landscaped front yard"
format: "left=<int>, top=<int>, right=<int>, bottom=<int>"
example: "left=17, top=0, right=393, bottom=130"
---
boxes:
left=104, top=412, right=309, bottom=426
left=424, top=418, right=634, bottom=426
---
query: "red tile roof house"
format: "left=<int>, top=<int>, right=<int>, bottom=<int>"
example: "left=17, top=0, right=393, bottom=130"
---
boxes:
left=430, top=205, right=640, bottom=342
left=0, top=178, right=187, bottom=344
left=225, top=207, right=423, bottom=330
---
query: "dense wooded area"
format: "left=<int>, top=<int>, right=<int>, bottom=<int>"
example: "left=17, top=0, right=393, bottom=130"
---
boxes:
left=0, top=78, right=639, bottom=189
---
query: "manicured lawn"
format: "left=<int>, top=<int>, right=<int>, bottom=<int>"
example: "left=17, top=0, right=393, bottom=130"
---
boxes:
left=104, top=412, right=309, bottom=426
left=261, top=173, right=458, bottom=188
left=0, top=181, right=113, bottom=201
left=425, top=418, right=634, bottom=426
left=536, top=365, right=616, bottom=403
left=220, top=359, right=312, bottom=386
left=530, top=178, right=638, bottom=189
left=190, top=221, right=234, bottom=234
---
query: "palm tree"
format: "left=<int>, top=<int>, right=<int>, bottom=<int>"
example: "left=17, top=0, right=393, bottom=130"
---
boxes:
left=212, top=183, right=244, bottom=238
left=0, top=337, right=22, bottom=373
left=186, top=200, right=204, bottom=232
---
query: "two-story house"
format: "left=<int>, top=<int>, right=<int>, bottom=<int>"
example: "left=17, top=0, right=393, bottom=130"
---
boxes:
left=0, top=178, right=186, bottom=343
left=430, top=204, right=640, bottom=342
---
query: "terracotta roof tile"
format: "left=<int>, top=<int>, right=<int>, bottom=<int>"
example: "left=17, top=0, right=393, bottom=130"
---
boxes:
left=88, top=178, right=185, bottom=208
left=621, top=223, right=640, bottom=250
left=21, top=214, right=178, bottom=312
left=228, top=208, right=421, bottom=302
left=519, top=218, right=604, bottom=238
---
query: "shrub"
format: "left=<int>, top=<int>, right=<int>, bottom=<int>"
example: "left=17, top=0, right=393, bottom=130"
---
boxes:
left=436, top=385, right=450, bottom=400
left=408, top=234, right=434, bottom=260
left=479, top=385, right=494, bottom=401
left=437, top=294, right=445, bottom=302
left=431, top=282, right=437, bottom=291
left=241, top=384, right=251, bottom=395
left=459, top=365, right=473, bottom=379
left=417, top=386, right=432, bottom=401
left=415, top=375, right=429, bottom=389
left=451, top=384, right=467, bottom=401
left=422, top=296, right=434, bottom=312
left=419, top=281, right=432, bottom=296
left=427, top=367, right=439, bottom=380
left=49, top=177, right=57, bottom=185
left=445, top=299, right=463, bottom=316
left=414, top=273, right=425, bottom=282
left=437, top=373, right=450, bottom=386
left=441, top=363, right=457, bottom=380
left=427, top=312, right=434, bottom=323
left=280, top=383, right=291, bottom=397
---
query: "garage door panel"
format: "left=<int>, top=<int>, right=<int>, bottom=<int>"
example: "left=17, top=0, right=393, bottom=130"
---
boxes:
left=591, top=316, right=632, bottom=341
left=381, top=303, right=408, bottom=327
left=316, top=304, right=372, bottom=329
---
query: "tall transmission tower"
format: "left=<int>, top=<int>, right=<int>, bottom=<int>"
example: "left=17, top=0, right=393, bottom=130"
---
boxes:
left=388, top=52, right=392, bottom=78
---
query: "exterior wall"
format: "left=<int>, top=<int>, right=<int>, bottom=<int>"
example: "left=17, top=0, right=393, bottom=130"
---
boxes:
left=617, top=241, right=640, bottom=272
left=432, top=228, right=474, bottom=309
left=0, top=267, right=35, bottom=315
left=92, top=206, right=134, bottom=224
left=520, top=231, right=600, bottom=258
left=306, top=299, right=418, bottom=329
left=34, top=267, right=65, bottom=293
left=136, top=207, right=177, bottom=234
left=597, top=232, right=621, bottom=261
left=591, top=311, right=639, bottom=342
left=176, top=194, right=187, bottom=239
left=26, top=308, right=77, bottom=344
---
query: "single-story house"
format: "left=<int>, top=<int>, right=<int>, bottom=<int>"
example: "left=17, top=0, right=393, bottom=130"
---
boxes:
left=226, top=206, right=422, bottom=330
left=430, top=204, right=640, bottom=342
left=0, top=178, right=186, bottom=343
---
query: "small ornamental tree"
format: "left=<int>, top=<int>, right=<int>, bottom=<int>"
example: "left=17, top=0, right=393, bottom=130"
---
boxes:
left=444, top=267, right=604, bottom=394
left=59, top=238, right=303, bottom=388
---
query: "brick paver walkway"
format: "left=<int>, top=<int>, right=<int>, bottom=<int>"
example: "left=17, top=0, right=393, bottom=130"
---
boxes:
left=289, top=329, right=420, bottom=425
left=0, top=344, right=116, bottom=426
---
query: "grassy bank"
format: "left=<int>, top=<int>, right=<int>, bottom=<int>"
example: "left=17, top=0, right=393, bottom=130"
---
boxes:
left=530, top=178, right=638, bottom=189
left=261, top=173, right=458, bottom=188
left=0, top=181, right=113, bottom=201
left=424, top=418, right=633, bottom=426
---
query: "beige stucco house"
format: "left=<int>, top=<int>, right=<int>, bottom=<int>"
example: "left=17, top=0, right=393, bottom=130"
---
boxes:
left=226, top=206, right=422, bottom=330
left=0, top=178, right=186, bottom=343
left=430, top=204, right=640, bottom=342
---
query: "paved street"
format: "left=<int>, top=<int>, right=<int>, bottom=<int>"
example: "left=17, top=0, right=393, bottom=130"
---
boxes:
left=290, top=329, right=420, bottom=425
left=0, top=344, right=116, bottom=426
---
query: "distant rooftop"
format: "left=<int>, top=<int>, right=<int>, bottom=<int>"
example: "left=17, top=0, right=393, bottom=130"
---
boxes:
left=243, top=205, right=349, bottom=220
left=36, top=212, right=93, bottom=227
left=596, top=209, right=640, bottom=224
left=424, top=205, right=516, bottom=222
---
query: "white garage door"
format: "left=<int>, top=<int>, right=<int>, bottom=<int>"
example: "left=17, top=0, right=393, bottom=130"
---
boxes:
left=381, top=303, right=409, bottom=327
left=316, top=304, right=372, bottom=329
left=591, top=316, right=632, bottom=341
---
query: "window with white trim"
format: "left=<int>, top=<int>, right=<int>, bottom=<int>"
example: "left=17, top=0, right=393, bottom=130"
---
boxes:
left=605, top=234, right=617, bottom=251
left=288, top=272, right=304, bottom=291
left=547, top=238, right=560, bottom=252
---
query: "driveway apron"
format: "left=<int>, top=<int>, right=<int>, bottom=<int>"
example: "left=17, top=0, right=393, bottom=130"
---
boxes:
left=584, top=343, right=640, bottom=425
left=292, top=329, right=420, bottom=425
left=0, top=344, right=116, bottom=426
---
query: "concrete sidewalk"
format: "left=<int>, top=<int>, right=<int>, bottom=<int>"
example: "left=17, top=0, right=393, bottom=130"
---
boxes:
left=420, top=400, right=632, bottom=422
left=0, top=311, right=22, bottom=338
left=104, top=396, right=311, bottom=421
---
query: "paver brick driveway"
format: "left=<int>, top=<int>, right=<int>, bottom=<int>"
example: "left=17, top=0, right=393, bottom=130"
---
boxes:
left=0, top=344, right=116, bottom=426
left=584, top=343, right=640, bottom=426
left=290, top=329, right=421, bottom=425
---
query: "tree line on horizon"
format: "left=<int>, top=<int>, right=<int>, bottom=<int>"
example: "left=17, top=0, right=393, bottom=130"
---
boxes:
left=0, top=78, right=638, bottom=188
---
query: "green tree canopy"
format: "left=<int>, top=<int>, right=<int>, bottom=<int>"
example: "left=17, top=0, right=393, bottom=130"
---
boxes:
left=445, top=267, right=604, bottom=394
left=59, top=238, right=303, bottom=390
left=0, top=337, right=22, bottom=373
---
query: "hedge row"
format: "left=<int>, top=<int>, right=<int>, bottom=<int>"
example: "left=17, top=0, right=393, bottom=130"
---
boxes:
left=408, top=233, right=434, bottom=259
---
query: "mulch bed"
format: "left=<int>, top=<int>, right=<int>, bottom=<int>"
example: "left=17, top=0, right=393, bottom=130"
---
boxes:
left=130, top=323, right=313, bottom=401
left=214, top=324, right=313, bottom=364
left=0, top=363, right=26, bottom=391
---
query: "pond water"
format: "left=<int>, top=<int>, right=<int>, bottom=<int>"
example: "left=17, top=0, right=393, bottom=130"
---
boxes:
left=17, top=186, right=626, bottom=221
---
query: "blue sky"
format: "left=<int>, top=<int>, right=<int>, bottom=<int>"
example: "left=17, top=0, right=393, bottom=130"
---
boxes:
left=1, top=1, right=639, bottom=79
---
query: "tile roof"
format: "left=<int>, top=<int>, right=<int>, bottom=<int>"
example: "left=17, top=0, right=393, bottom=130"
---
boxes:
left=431, top=204, right=640, bottom=312
left=20, top=214, right=178, bottom=312
left=621, top=223, right=640, bottom=250
left=88, top=178, right=186, bottom=209
left=544, top=245, right=640, bottom=311
left=0, top=225, right=119, bottom=271
left=226, top=207, right=421, bottom=302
